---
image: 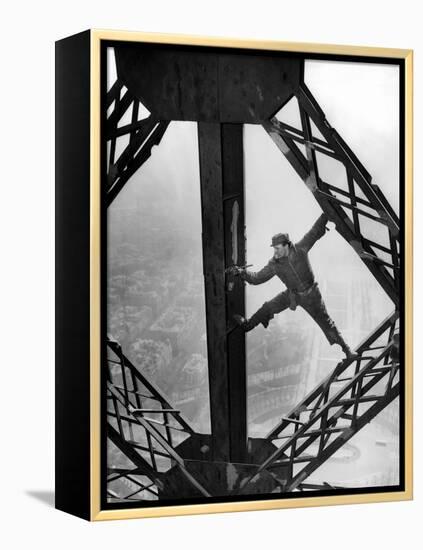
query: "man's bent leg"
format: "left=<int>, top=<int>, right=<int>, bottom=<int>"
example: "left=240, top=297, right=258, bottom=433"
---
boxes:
left=300, top=286, right=355, bottom=358
left=234, top=291, right=290, bottom=332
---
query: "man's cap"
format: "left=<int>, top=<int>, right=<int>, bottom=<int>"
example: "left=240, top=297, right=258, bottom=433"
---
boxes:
left=270, top=232, right=290, bottom=247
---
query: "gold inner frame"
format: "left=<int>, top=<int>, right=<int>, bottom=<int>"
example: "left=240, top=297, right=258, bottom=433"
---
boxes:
left=89, top=29, right=413, bottom=521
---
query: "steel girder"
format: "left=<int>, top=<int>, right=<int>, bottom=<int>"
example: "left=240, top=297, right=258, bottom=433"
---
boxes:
left=263, top=83, right=400, bottom=306
left=235, top=311, right=400, bottom=494
left=104, top=68, right=402, bottom=497
left=106, top=339, right=211, bottom=501
left=104, top=80, right=199, bottom=501
left=244, top=82, right=402, bottom=491
left=105, top=79, right=170, bottom=206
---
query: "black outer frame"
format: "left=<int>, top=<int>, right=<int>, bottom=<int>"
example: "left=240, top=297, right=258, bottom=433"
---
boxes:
left=55, top=30, right=407, bottom=521
left=55, top=30, right=91, bottom=520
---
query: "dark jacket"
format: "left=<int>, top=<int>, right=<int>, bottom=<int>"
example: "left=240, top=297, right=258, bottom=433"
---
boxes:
left=242, top=214, right=328, bottom=292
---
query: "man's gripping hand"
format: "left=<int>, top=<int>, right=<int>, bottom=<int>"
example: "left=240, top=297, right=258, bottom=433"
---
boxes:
left=226, top=265, right=246, bottom=276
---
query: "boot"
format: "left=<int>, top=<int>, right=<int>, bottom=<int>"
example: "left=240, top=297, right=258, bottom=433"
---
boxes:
left=327, top=324, right=358, bottom=361
left=339, top=341, right=358, bottom=361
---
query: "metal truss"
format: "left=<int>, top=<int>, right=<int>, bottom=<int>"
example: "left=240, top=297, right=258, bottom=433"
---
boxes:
left=263, top=83, right=400, bottom=306
left=240, top=82, right=402, bottom=491
left=235, top=311, right=399, bottom=494
left=105, top=79, right=181, bottom=500
left=106, top=339, right=211, bottom=500
left=106, top=79, right=170, bottom=206
left=104, top=68, right=402, bottom=496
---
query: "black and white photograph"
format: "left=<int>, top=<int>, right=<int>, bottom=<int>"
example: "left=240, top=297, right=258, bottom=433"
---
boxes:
left=103, top=40, right=404, bottom=508
left=3, top=0, right=423, bottom=543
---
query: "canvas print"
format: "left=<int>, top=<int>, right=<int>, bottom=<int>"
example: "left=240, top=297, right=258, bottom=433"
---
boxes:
left=103, top=42, right=402, bottom=507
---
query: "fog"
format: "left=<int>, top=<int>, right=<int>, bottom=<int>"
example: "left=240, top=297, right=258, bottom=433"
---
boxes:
left=107, top=51, right=399, bottom=488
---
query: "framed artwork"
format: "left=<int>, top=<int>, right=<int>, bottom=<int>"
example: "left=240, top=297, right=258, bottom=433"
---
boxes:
left=55, top=30, right=413, bottom=521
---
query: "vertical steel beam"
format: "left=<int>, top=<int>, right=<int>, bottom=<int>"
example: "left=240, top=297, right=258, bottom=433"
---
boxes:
left=198, top=122, right=247, bottom=463
left=222, top=124, right=247, bottom=463
left=198, top=122, right=230, bottom=462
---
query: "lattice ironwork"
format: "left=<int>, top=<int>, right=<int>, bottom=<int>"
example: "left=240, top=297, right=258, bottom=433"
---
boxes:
left=106, top=464, right=160, bottom=503
left=103, top=56, right=402, bottom=496
left=235, top=311, right=400, bottom=494
left=263, top=83, right=400, bottom=305
left=106, top=79, right=170, bottom=206
left=106, top=339, right=211, bottom=500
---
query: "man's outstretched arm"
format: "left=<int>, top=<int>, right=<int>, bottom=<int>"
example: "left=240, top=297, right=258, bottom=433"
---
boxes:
left=239, top=261, right=276, bottom=285
left=296, top=213, right=329, bottom=252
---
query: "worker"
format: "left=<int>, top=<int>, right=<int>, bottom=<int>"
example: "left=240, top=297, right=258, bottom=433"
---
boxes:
left=232, top=213, right=356, bottom=360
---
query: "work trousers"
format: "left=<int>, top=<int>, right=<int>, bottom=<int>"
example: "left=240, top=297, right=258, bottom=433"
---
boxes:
left=249, top=283, right=344, bottom=346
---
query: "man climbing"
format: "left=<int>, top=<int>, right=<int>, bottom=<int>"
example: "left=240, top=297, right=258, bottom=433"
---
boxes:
left=233, top=213, right=356, bottom=360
